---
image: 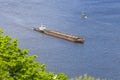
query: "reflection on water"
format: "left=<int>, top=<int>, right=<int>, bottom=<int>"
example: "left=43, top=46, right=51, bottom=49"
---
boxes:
left=0, top=0, right=120, bottom=80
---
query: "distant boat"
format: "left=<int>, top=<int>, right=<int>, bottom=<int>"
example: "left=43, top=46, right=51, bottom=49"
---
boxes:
left=33, top=27, right=85, bottom=43
left=81, top=13, right=88, bottom=19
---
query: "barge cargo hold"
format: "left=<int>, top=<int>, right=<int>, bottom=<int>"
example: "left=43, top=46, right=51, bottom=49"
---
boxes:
left=33, top=28, right=85, bottom=43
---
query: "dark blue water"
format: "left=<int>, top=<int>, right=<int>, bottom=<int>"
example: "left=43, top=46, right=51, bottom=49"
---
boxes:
left=0, top=0, right=120, bottom=80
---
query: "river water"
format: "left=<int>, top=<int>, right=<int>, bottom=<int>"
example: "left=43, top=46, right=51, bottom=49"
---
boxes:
left=0, top=0, right=120, bottom=80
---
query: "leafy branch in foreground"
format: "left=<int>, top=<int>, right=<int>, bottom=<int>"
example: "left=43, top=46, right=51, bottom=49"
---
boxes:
left=70, top=74, right=103, bottom=80
left=0, top=29, right=67, bottom=80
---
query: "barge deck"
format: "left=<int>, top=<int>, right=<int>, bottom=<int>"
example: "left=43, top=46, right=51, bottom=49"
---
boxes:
left=33, top=28, right=84, bottom=43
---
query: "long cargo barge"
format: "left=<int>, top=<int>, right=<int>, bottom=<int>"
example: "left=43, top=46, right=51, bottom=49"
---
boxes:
left=33, top=27, right=84, bottom=43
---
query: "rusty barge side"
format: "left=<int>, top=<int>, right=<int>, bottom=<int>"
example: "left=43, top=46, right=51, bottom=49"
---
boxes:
left=33, top=28, right=84, bottom=43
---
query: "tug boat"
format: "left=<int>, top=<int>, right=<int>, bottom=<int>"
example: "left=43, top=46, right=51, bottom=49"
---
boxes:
left=33, top=26, right=84, bottom=43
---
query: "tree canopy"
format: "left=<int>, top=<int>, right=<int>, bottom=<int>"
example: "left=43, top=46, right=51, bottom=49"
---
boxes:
left=0, top=29, right=67, bottom=80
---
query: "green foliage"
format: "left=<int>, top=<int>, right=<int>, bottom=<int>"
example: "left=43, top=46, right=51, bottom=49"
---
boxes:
left=0, top=29, right=68, bottom=80
left=70, top=74, right=101, bottom=80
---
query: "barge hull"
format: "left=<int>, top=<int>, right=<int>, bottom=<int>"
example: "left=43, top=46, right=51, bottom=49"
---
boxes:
left=33, top=28, right=84, bottom=43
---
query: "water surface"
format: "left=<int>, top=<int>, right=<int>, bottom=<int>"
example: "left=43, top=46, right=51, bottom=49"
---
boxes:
left=0, top=0, right=120, bottom=80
